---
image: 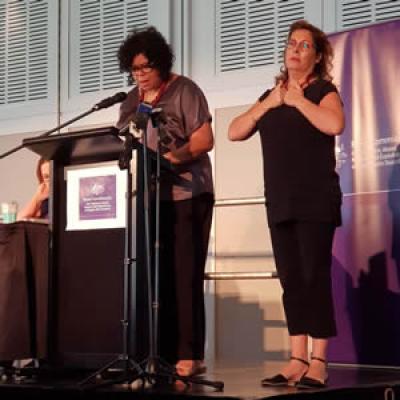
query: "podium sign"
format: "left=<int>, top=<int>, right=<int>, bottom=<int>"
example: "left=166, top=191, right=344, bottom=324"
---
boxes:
left=65, top=162, right=127, bottom=231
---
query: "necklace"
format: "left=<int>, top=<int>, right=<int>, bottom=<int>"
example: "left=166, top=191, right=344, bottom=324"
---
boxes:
left=139, top=80, right=168, bottom=107
left=283, top=73, right=314, bottom=90
left=299, top=73, right=314, bottom=89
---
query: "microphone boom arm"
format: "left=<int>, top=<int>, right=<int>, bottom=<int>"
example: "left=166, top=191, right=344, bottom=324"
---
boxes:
left=39, top=108, right=95, bottom=138
left=0, top=92, right=127, bottom=160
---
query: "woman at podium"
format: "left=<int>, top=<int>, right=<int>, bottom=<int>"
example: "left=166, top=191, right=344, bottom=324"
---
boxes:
left=116, top=27, right=214, bottom=377
left=17, top=158, right=50, bottom=220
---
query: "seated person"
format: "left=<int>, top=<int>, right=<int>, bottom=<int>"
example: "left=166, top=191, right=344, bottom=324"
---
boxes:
left=17, top=158, right=50, bottom=220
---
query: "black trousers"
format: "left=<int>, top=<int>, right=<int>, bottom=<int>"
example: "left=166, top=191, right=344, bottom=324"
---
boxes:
left=269, top=220, right=337, bottom=338
left=159, top=193, right=214, bottom=362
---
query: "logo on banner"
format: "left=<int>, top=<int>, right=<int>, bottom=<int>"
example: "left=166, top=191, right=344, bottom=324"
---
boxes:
left=79, top=175, right=117, bottom=220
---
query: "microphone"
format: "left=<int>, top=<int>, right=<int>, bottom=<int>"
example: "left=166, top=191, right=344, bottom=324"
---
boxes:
left=133, top=112, right=150, bottom=130
left=137, top=102, right=153, bottom=115
left=132, top=102, right=153, bottom=130
left=130, top=103, right=166, bottom=131
left=150, top=107, right=167, bottom=127
left=93, top=92, right=127, bottom=110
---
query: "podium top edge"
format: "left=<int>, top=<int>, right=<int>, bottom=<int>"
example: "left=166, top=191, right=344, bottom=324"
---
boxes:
left=22, top=126, right=119, bottom=146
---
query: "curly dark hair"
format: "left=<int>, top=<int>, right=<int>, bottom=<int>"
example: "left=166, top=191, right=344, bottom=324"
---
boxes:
left=276, top=20, right=333, bottom=84
left=118, top=26, right=174, bottom=82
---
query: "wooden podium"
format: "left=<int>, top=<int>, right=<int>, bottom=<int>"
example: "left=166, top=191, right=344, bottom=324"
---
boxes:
left=23, top=126, right=149, bottom=369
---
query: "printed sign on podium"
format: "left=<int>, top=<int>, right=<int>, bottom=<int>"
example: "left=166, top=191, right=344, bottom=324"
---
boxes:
left=65, top=162, right=127, bottom=231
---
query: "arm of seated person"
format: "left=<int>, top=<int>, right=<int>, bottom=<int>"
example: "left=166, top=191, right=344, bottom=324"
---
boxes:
left=17, top=183, right=49, bottom=220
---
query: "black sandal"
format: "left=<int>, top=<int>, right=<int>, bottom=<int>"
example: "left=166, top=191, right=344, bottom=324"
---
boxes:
left=261, top=356, right=309, bottom=387
left=296, top=356, right=328, bottom=389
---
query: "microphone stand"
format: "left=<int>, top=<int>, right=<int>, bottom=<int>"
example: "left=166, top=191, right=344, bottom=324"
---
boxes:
left=131, top=112, right=224, bottom=391
left=0, top=93, right=126, bottom=160
left=77, top=113, right=164, bottom=390
left=79, top=115, right=170, bottom=390
left=0, top=110, right=91, bottom=159
left=78, top=130, right=144, bottom=388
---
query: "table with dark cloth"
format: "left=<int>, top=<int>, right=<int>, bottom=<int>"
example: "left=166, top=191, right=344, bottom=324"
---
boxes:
left=0, top=221, right=49, bottom=361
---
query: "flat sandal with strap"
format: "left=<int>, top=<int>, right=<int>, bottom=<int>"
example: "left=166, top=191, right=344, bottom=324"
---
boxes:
left=261, top=356, right=309, bottom=387
left=296, top=356, right=328, bottom=389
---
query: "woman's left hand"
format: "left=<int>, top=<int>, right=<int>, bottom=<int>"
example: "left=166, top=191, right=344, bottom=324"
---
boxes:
left=163, top=151, right=177, bottom=164
left=162, top=122, right=214, bottom=165
left=283, top=80, right=304, bottom=108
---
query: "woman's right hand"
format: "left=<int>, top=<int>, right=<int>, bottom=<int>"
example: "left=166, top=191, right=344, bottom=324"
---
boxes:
left=262, top=81, right=286, bottom=110
left=17, top=182, right=49, bottom=220
left=35, top=182, right=49, bottom=202
left=228, top=81, right=286, bottom=141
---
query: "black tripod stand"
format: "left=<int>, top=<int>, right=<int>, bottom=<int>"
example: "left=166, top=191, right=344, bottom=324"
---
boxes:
left=79, top=116, right=223, bottom=391
left=130, top=112, right=224, bottom=391
left=78, top=131, right=144, bottom=388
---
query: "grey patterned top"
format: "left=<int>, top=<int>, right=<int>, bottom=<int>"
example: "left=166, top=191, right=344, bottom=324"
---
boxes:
left=116, top=75, right=214, bottom=201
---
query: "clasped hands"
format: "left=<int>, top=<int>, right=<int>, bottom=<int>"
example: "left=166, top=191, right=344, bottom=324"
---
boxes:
left=267, top=80, right=304, bottom=109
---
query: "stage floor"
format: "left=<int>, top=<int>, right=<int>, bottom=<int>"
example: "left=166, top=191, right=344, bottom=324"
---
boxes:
left=1, top=360, right=400, bottom=399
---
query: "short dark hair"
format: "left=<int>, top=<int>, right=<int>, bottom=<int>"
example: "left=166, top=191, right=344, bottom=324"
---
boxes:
left=118, top=26, right=174, bottom=82
left=276, top=20, right=334, bottom=84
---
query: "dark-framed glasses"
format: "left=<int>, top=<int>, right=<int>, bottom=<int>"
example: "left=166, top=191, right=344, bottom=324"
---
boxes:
left=286, top=39, right=313, bottom=51
left=131, top=63, right=155, bottom=74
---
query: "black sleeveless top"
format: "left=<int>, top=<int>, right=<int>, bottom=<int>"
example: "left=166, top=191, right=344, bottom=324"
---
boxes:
left=39, top=198, right=49, bottom=219
left=257, top=79, right=342, bottom=226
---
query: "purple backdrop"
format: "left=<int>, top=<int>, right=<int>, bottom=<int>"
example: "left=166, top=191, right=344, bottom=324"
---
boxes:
left=328, top=20, right=400, bottom=366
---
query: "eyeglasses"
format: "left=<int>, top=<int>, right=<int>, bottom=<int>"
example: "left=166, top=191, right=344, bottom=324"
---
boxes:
left=131, top=63, right=155, bottom=74
left=286, top=39, right=314, bottom=51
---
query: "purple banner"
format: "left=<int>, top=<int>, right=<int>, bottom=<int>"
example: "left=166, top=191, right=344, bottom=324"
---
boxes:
left=328, top=20, right=400, bottom=366
left=79, top=175, right=117, bottom=220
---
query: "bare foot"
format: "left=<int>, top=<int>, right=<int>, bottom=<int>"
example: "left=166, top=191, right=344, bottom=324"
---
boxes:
left=176, top=360, right=207, bottom=377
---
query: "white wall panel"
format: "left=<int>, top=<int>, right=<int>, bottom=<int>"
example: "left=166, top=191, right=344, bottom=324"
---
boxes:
left=215, top=104, right=264, bottom=200
left=324, top=0, right=400, bottom=32
left=214, top=279, right=286, bottom=363
left=217, top=0, right=305, bottom=72
left=340, top=0, right=400, bottom=28
left=215, top=204, right=274, bottom=271
left=60, top=0, right=175, bottom=130
left=191, top=0, right=323, bottom=93
left=0, top=0, right=59, bottom=135
left=0, top=131, right=42, bottom=208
